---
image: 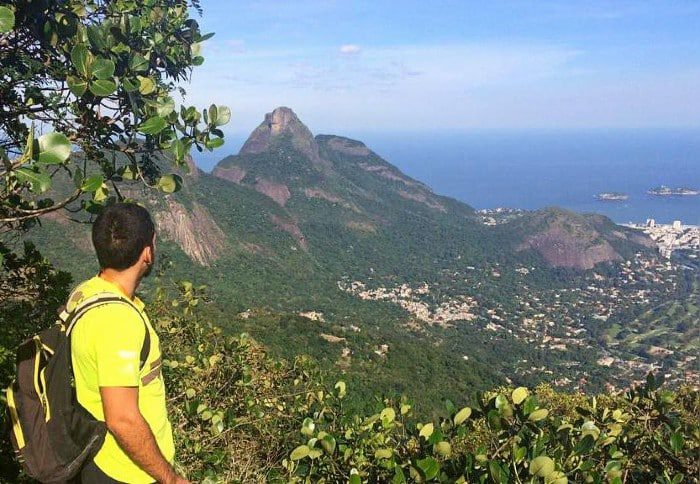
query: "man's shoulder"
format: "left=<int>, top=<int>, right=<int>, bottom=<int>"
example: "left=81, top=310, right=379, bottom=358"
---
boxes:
left=66, top=276, right=107, bottom=311
left=71, top=295, right=145, bottom=335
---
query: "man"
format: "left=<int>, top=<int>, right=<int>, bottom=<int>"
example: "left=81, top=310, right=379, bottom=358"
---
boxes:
left=68, top=203, right=189, bottom=483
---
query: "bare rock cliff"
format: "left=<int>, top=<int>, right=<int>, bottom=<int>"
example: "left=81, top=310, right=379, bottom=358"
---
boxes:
left=154, top=200, right=226, bottom=266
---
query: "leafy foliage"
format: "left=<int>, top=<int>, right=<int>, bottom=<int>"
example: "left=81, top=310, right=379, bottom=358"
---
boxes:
left=0, top=0, right=228, bottom=231
left=0, top=242, right=71, bottom=481
left=150, top=282, right=699, bottom=483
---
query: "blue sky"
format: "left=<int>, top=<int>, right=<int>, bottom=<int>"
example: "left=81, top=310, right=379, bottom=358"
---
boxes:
left=184, top=1, right=700, bottom=135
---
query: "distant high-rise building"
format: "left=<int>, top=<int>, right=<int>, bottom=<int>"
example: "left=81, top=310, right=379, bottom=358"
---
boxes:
left=646, top=218, right=656, bottom=228
left=672, top=220, right=682, bottom=230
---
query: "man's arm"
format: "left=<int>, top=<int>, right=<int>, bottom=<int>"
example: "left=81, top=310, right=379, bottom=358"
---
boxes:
left=100, top=387, right=189, bottom=484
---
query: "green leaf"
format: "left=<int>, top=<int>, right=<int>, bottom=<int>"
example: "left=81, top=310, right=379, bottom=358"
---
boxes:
left=138, top=116, right=167, bottom=135
left=67, top=76, right=88, bottom=97
left=92, top=58, right=115, bottom=79
left=528, top=408, right=549, bottom=422
left=16, top=168, right=51, bottom=193
left=434, top=441, right=451, bottom=457
left=0, top=6, right=16, bottom=33
left=86, top=26, right=107, bottom=50
left=37, top=132, right=71, bottom=165
left=192, top=55, right=204, bottom=66
left=156, top=97, right=175, bottom=117
left=93, top=184, right=109, bottom=202
left=71, top=43, right=92, bottom=78
left=574, top=434, right=595, bottom=455
left=185, top=388, right=196, bottom=398
left=454, top=406, right=472, bottom=425
left=89, top=79, right=117, bottom=97
left=290, top=445, right=310, bottom=461
left=523, top=396, right=538, bottom=415
left=123, top=77, right=139, bottom=92
left=380, top=407, right=396, bottom=424
left=392, top=466, right=406, bottom=484
left=416, top=456, right=440, bottom=481
left=670, top=432, right=683, bottom=453
left=335, top=381, right=347, bottom=398
left=348, top=474, right=361, bottom=484
left=374, top=448, right=392, bottom=459
left=137, top=75, right=155, bottom=95
left=512, top=387, right=529, bottom=405
left=419, top=422, right=434, bottom=440
left=81, top=174, right=104, bottom=192
left=545, top=471, right=568, bottom=484
left=129, top=54, right=149, bottom=72
left=489, top=461, right=506, bottom=483
left=171, top=139, right=186, bottom=162
left=320, top=434, right=336, bottom=454
left=205, top=137, right=224, bottom=150
left=581, top=421, right=600, bottom=439
left=300, top=417, right=315, bottom=437
left=212, top=105, right=231, bottom=126
left=529, top=456, right=555, bottom=478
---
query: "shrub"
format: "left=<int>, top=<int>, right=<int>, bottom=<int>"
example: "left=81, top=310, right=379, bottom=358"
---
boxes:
left=154, top=282, right=699, bottom=483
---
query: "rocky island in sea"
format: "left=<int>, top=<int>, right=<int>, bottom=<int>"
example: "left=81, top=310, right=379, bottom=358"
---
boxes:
left=595, top=192, right=629, bottom=201
left=647, top=185, right=700, bottom=196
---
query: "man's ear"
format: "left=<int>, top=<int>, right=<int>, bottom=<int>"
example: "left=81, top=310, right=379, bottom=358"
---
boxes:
left=141, top=244, right=153, bottom=266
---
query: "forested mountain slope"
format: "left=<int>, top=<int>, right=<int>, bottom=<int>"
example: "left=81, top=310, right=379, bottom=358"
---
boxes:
left=25, top=107, right=696, bottom=412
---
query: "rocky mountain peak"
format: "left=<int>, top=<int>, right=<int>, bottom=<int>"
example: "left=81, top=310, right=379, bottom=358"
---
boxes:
left=239, top=107, right=323, bottom=166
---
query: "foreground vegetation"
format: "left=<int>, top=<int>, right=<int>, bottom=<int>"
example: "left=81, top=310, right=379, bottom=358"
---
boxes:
left=130, top=281, right=700, bottom=483
left=1, top=253, right=697, bottom=482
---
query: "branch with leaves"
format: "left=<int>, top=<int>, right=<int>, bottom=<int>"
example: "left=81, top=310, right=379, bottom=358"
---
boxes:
left=0, top=0, right=229, bottom=233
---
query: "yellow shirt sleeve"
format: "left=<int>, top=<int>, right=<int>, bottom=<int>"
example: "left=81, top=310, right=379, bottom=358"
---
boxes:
left=88, top=304, right=146, bottom=387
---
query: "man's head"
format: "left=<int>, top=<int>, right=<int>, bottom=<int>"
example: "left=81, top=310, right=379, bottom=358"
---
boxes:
left=92, top=202, right=156, bottom=278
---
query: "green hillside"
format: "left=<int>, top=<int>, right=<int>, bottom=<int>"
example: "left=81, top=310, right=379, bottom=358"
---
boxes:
left=19, top=107, right=697, bottom=413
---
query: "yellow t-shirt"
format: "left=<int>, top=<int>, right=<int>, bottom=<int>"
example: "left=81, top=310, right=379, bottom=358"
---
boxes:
left=69, top=276, right=174, bottom=483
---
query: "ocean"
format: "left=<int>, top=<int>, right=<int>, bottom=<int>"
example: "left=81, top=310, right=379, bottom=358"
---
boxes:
left=195, top=129, right=700, bottom=226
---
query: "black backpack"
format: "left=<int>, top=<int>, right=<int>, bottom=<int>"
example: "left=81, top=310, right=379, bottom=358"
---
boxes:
left=5, top=292, right=150, bottom=483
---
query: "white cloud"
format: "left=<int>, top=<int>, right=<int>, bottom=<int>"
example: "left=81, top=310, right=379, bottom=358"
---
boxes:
left=182, top=41, right=699, bottom=132
left=339, top=44, right=361, bottom=55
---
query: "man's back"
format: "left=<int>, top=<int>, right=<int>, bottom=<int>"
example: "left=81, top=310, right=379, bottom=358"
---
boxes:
left=70, top=276, right=174, bottom=483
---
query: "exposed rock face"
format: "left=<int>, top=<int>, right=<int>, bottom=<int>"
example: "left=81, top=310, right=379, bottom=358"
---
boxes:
left=212, top=165, right=246, bottom=184
left=358, top=162, right=417, bottom=186
left=324, top=136, right=371, bottom=157
left=515, top=208, right=626, bottom=270
left=270, top=214, right=308, bottom=251
left=254, top=178, right=291, bottom=206
left=304, top=188, right=359, bottom=212
left=154, top=200, right=226, bottom=266
left=520, top=228, right=621, bottom=270
left=239, top=242, right=275, bottom=257
left=346, top=220, right=377, bottom=233
left=240, top=107, right=329, bottom=170
left=398, top=189, right=447, bottom=212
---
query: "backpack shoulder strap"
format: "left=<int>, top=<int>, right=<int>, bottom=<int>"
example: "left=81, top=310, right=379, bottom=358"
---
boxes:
left=65, top=293, right=151, bottom=370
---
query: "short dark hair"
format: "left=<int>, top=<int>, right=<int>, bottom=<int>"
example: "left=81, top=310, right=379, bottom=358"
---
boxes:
left=92, top=203, right=155, bottom=270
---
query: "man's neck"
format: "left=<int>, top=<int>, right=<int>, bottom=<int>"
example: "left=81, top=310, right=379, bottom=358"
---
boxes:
left=99, top=268, right=140, bottom=299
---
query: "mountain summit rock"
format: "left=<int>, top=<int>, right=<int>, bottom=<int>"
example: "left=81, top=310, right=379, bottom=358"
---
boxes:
left=239, top=107, right=325, bottom=167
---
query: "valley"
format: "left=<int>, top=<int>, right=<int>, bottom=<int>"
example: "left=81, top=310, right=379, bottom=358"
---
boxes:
left=21, top=107, right=699, bottom=412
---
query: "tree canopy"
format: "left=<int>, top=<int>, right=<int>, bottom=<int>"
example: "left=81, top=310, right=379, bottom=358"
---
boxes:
left=0, top=0, right=228, bottom=235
